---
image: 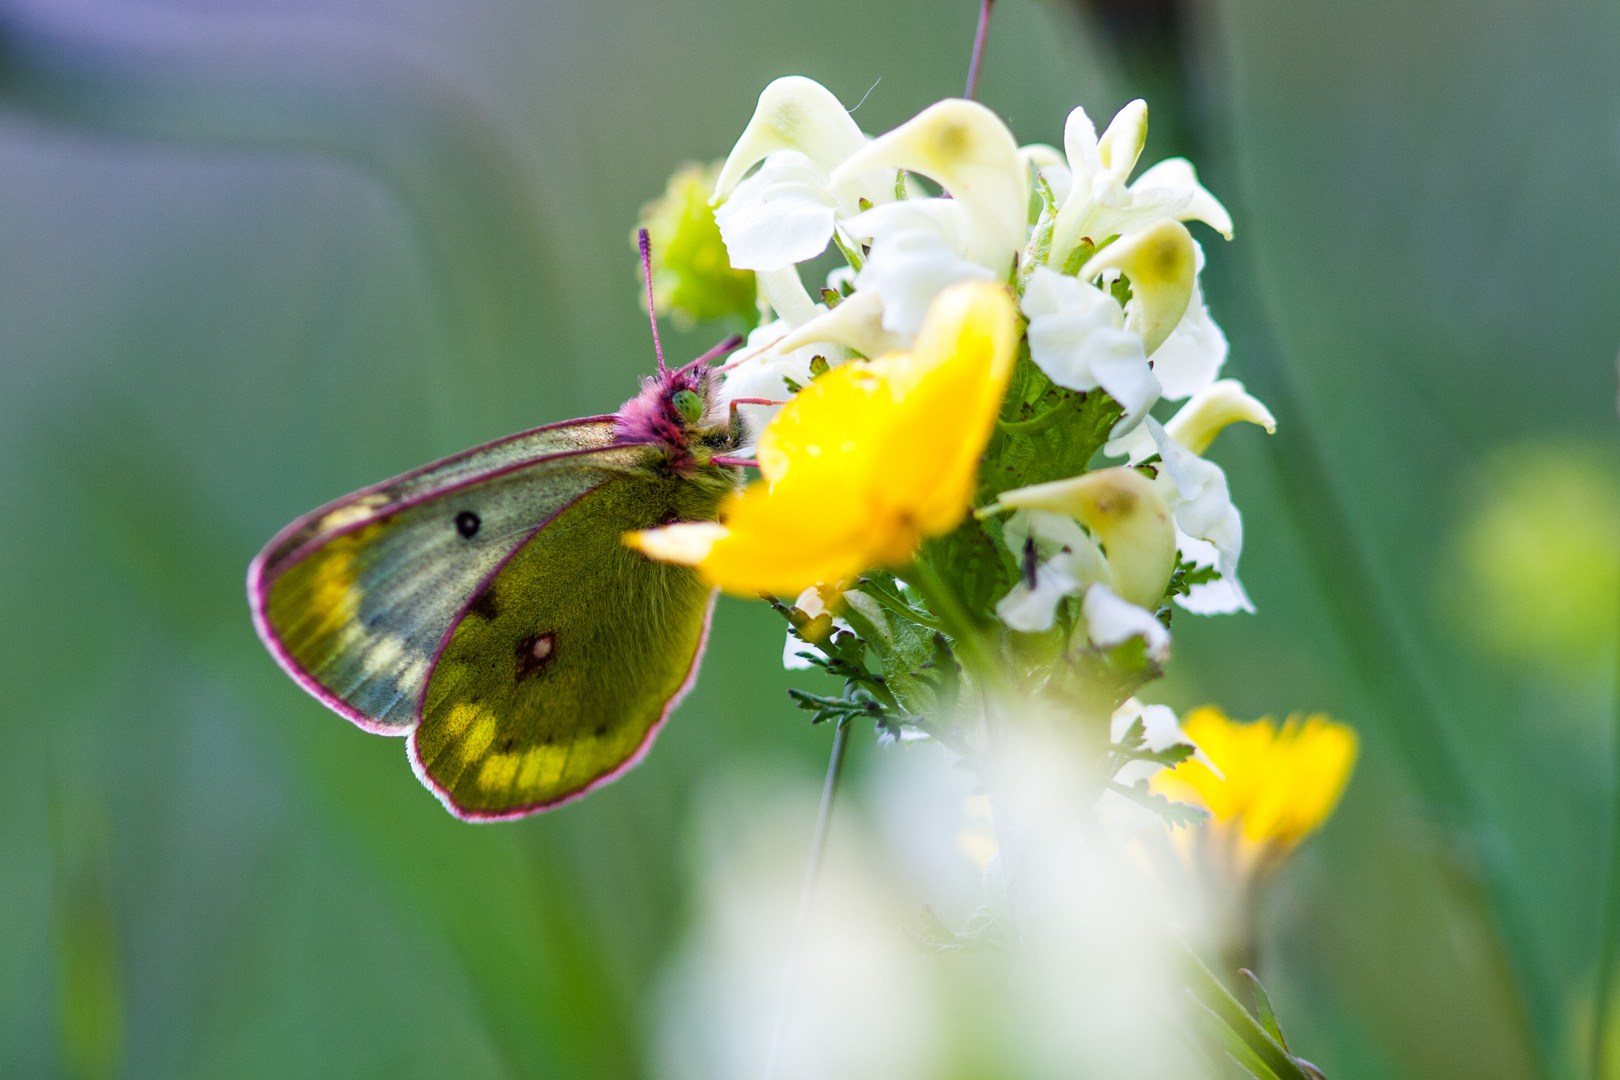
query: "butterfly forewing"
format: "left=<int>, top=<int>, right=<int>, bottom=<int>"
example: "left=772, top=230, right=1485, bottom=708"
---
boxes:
left=249, top=418, right=635, bottom=731
left=409, top=468, right=728, bottom=818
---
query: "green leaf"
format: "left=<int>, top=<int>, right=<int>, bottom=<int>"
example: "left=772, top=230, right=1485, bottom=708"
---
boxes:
left=1239, top=969, right=1289, bottom=1050
left=1103, top=779, right=1208, bottom=827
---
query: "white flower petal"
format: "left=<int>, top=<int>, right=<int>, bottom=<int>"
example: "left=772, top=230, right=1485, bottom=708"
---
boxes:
left=1092, top=348, right=1163, bottom=439
left=1021, top=268, right=1160, bottom=435
left=853, top=223, right=997, bottom=337
left=774, top=289, right=905, bottom=360
left=1082, top=583, right=1169, bottom=661
left=714, top=152, right=839, bottom=271
left=1096, top=100, right=1149, bottom=186
left=714, top=76, right=867, bottom=199
left=832, top=99, right=1026, bottom=266
left=1131, top=157, right=1233, bottom=239
left=755, top=265, right=819, bottom=327
left=996, top=557, right=1082, bottom=633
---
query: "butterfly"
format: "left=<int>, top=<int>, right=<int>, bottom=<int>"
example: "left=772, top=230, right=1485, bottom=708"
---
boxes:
left=248, top=232, right=767, bottom=820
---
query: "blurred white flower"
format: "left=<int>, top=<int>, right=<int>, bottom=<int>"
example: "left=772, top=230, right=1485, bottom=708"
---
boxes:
left=654, top=774, right=943, bottom=1080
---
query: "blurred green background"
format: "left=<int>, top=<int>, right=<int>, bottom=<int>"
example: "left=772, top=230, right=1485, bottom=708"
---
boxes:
left=1, top=0, right=1618, bottom=1076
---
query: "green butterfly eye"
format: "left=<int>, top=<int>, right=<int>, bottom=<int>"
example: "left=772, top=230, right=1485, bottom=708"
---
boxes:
left=671, top=389, right=703, bottom=424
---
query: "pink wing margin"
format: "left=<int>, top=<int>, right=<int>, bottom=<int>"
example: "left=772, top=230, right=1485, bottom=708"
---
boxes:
left=245, top=415, right=617, bottom=736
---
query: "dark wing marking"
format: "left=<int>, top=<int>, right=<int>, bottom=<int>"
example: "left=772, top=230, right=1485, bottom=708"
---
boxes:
left=248, top=417, right=643, bottom=732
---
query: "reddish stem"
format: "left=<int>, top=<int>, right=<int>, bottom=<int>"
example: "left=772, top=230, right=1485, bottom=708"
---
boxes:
left=711, top=456, right=760, bottom=469
left=965, top=0, right=995, bottom=100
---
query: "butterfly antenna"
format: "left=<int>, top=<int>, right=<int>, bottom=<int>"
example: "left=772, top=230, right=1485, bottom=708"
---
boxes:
left=638, top=227, right=667, bottom=373
left=677, top=333, right=746, bottom=375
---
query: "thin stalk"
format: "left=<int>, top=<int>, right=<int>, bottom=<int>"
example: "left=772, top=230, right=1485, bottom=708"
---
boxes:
left=761, top=718, right=852, bottom=1080
left=964, top=0, right=995, bottom=101
left=1589, top=564, right=1620, bottom=1080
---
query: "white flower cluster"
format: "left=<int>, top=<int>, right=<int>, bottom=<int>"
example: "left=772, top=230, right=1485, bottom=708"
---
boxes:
left=706, top=76, right=1273, bottom=653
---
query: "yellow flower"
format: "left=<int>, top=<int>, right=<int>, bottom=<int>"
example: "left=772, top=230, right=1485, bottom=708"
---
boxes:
left=1152, top=706, right=1357, bottom=866
left=636, top=161, right=757, bottom=326
left=628, top=280, right=1018, bottom=595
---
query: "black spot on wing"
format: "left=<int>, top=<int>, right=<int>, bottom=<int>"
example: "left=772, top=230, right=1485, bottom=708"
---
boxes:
left=456, top=510, right=481, bottom=539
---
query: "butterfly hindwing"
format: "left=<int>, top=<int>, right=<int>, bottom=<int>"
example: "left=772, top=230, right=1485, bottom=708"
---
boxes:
left=249, top=417, right=638, bottom=731
left=408, top=466, right=728, bottom=819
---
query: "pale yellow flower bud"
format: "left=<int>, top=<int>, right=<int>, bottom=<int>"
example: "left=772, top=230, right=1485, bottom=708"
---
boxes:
left=1079, top=221, right=1196, bottom=356
left=1163, top=379, right=1276, bottom=455
left=831, top=99, right=1027, bottom=261
left=989, top=467, right=1176, bottom=610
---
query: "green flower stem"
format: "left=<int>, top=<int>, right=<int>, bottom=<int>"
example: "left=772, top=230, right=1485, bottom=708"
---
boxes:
left=1588, top=570, right=1620, bottom=1080
left=762, top=717, right=852, bottom=1080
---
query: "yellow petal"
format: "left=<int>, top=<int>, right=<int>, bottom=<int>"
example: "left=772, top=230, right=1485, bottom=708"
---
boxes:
left=624, top=521, right=730, bottom=565
left=831, top=99, right=1026, bottom=260
left=1151, top=706, right=1358, bottom=860
left=713, top=76, right=867, bottom=200
left=991, top=467, right=1176, bottom=610
left=1163, top=379, right=1276, bottom=456
left=695, top=280, right=1018, bottom=596
left=1079, top=220, right=1196, bottom=357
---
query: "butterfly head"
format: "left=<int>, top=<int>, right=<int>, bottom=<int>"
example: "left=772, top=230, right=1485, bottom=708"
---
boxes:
left=614, top=364, right=743, bottom=471
left=617, top=230, right=749, bottom=473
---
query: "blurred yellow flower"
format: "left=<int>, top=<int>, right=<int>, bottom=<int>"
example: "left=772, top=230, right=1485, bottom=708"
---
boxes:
left=628, top=280, right=1017, bottom=595
left=1152, top=706, right=1357, bottom=867
left=1450, top=444, right=1620, bottom=675
left=636, top=161, right=757, bottom=326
